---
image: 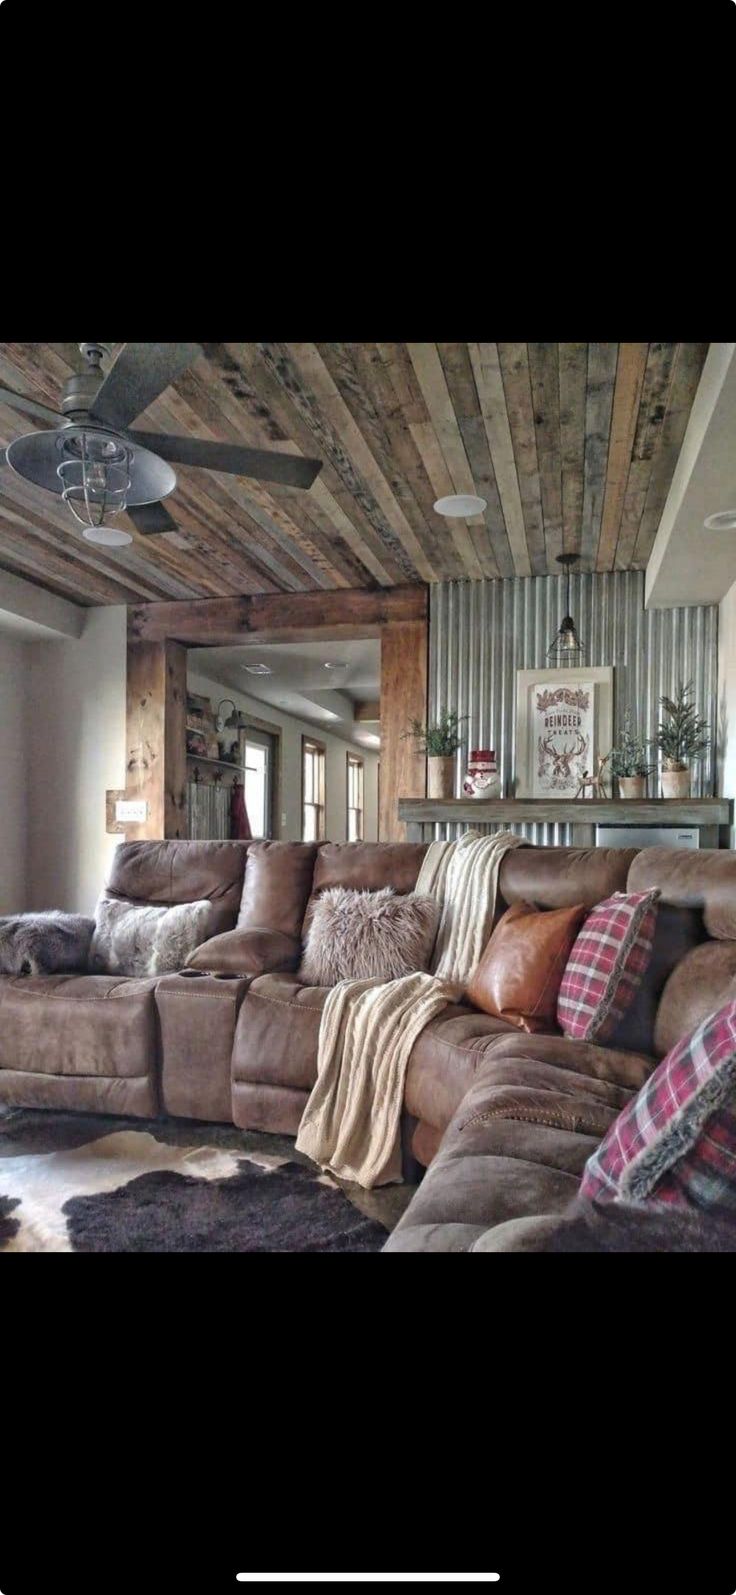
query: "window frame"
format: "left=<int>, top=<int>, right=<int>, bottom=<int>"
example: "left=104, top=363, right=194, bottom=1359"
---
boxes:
left=302, top=735, right=326, bottom=842
left=346, top=751, right=364, bottom=842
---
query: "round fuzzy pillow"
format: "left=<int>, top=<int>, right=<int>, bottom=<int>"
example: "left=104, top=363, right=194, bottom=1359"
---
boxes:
left=298, top=886, right=439, bottom=986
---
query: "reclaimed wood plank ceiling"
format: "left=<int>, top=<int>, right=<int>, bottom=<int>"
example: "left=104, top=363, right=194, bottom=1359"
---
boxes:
left=0, top=342, right=708, bottom=606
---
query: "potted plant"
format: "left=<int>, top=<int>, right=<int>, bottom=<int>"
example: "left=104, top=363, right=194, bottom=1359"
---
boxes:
left=404, top=709, right=467, bottom=799
left=655, top=680, right=710, bottom=799
left=608, top=713, right=653, bottom=799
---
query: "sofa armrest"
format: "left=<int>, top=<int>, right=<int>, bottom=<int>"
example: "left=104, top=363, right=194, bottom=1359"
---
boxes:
left=186, top=927, right=301, bottom=977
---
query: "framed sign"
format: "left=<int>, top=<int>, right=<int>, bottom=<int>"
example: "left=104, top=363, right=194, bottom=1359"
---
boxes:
left=515, top=667, right=613, bottom=798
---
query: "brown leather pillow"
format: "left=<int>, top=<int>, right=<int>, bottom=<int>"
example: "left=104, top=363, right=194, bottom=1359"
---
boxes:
left=466, top=900, right=588, bottom=1033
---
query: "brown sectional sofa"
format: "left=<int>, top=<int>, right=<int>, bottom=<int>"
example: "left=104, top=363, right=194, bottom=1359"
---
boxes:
left=2, top=834, right=735, bottom=1251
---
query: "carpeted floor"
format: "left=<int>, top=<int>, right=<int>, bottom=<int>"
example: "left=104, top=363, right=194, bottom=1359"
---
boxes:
left=0, top=1106, right=416, bottom=1253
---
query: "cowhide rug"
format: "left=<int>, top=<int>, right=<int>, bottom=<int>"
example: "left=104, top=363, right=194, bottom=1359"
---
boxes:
left=0, top=1112, right=398, bottom=1252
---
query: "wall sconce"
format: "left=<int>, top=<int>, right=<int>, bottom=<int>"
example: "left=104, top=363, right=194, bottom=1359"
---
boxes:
left=215, top=699, right=249, bottom=733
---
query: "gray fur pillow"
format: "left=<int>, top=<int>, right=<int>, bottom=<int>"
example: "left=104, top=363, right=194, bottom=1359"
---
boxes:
left=298, top=886, right=439, bottom=986
left=89, top=897, right=213, bottom=978
left=0, top=912, right=95, bottom=976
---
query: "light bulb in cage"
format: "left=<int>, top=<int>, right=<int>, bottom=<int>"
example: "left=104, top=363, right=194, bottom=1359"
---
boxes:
left=56, top=430, right=132, bottom=529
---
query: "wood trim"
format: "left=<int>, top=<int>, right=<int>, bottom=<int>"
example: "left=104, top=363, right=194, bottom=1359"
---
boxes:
left=129, top=583, right=427, bottom=645
left=346, top=749, right=365, bottom=841
left=355, top=701, right=380, bottom=723
left=301, top=733, right=326, bottom=842
left=380, top=618, right=428, bottom=841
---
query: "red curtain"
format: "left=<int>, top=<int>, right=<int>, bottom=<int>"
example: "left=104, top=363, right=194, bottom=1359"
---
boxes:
left=230, top=780, right=251, bottom=840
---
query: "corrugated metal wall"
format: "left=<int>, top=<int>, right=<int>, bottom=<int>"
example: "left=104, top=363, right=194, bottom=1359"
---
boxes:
left=428, top=571, right=718, bottom=842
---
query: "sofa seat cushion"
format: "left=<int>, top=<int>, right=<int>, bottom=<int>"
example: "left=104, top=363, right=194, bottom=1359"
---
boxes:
left=384, top=1115, right=599, bottom=1252
left=386, top=1037, right=653, bottom=1252
left=0, top=974, right=159, bottom=1079
left=232, top=974, right=330, bottom=1092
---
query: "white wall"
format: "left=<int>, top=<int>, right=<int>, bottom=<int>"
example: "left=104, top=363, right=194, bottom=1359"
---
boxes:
left=27, top=607, right=127, bottom=915
left=188, top=668, right=379, bottom=842
left=0, top=634, right=29, bottom=912
left=718, top=578, right=736, bottom=847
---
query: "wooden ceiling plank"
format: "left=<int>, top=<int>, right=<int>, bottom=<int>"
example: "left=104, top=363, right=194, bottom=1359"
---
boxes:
left=129, top=377, right=327, bottom=592
left=228, top=344, right=399, bottom=587
left=373, top=343, right=468, bottom=580
left=580, top=342, right=618, bottom=571
left=406, top=343, right=485, bottom=580
left=255, top=342, right=422, bottom=585
left=614, top=343, right=679, bottom=569
left=0, top=550, right=95, bottom=607
left=468, top=343, right=532, bottom=578
left=163, top=358, right=347, bottom=589
left=283, top=342, right=437, bottom=583
left=528, top=342, right=563, bottom=571
left=317, top=342, right=457, bottom=581
left=496, top=343, right=547, bottom=576
left=0, top=516, right=146, bottom=606
left=162, top=476, right=294, bottom=594
left=559, top=343, right=589, bottom=559
left=0, top=482, right=181, bottom=604
left=595, top=343, right=649, bottom=570
left=632, top=342, right=710, bottom=566
left=436, top=343, right=512, bottom=578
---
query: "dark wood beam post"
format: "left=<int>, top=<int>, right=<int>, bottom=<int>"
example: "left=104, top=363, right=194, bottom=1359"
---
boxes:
left=125, top=632, right=187, bottom=841
left=380, top=617, right=428, bottom=842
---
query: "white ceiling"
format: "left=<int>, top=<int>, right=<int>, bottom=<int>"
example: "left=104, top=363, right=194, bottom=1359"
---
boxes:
left=192, top=637, right=381, bottom=749
left=647, top=343, right=736, bottom=608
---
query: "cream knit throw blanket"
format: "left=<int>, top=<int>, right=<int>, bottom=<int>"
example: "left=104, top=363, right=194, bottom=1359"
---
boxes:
left=295, top=830, right=526, bottom=1188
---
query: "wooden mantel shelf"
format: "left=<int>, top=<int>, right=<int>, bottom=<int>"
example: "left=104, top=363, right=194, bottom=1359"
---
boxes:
left=398, top=796, right=733, bottom=847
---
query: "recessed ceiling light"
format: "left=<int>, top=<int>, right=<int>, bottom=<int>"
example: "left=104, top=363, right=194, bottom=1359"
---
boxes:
left=242, top=663, right=273, bottom=676
left=704, top=510, right=736, bottom=531
left=323, top=660, right=347, bottom=670
left=82, top=525, right=133, bottom=547
left=433, top=494, right=487, bottom=518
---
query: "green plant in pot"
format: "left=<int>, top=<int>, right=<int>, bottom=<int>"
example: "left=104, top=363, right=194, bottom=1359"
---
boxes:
left=609, top=712, right=653, bottom=799
left=404, top=709, right=467, bottom=800
left=655, top=680, right=710, bottom=799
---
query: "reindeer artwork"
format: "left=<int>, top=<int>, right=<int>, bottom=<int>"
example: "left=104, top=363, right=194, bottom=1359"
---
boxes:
left=537, top=729, right=590, bottom=791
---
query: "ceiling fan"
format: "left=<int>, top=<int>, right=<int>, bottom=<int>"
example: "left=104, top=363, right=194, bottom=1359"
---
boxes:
left=0, top=342, right=322, bottom=547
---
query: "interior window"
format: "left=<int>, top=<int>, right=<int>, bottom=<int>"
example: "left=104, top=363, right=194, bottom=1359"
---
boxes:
left=244, top=740, right=268, bottom=839
left=346, top=752, right=364, bottom=841
left=302, top=737, right=326, bottom=842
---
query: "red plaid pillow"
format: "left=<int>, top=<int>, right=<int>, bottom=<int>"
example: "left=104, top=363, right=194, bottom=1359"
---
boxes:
left=580, top=996, right=736, bottom=1216
left=557, top=889, right=659, bottom=1043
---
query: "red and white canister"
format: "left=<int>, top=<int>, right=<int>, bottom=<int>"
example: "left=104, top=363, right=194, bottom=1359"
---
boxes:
left=462, top=748, right=501, bottom=799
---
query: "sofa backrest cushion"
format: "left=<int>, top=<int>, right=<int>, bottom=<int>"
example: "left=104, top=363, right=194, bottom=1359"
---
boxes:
left=654, top=940, right=736, bottom=1058
left=237, top=841, right=318, bottom=940
left=496, top=846, right=639, bottom=919
left=610, top=902, right=706, bottom=1057
left=104, top=840, right=251, bottom=938
left=303, top=842, right=428, bottom=936
left=627, top=846, right=736, bottom=940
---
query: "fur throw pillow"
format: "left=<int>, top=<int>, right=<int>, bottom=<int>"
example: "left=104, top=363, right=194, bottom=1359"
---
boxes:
left=298, top=886, right=440, bottom=986
left=89, top=898, right=213, bottom=978
left=0, top=912, right=95, bottom=976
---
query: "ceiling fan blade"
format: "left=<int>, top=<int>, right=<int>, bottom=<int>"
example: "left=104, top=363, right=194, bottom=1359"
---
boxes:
left=126, top=500, right=180, bottom=536
left=126, top=429, right=322, bottom=489
left=90, top=343, right=203, bottom=430
left=0, top=385, right=65, bottom=427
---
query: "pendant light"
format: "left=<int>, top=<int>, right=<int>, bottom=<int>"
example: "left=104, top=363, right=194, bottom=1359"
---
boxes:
left=547, top=552, right=585, bottom=662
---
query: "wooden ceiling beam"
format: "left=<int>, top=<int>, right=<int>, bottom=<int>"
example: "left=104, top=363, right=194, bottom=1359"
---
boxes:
left=129, top=583, right=428, bottom=646
left=497, top=343, right=547, bottom=576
